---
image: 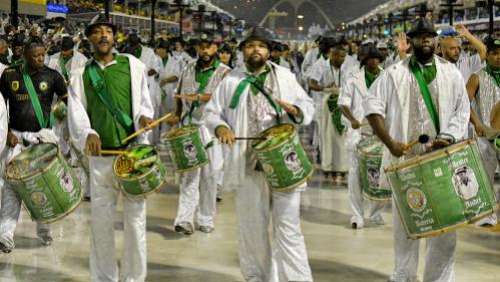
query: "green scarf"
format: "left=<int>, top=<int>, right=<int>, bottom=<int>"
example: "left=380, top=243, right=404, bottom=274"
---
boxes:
left=134, top=46, right=142, bottom=59
left=59, top=55, right=70, bottom=81
left=327, top=94, right=345, bottom=134
left=250, top=66, right=270, bottom=95
left=485, top=64, right=500, bottom=88
left=409, top=56, right=436, bottom=84
left=364, top=69, right=380, bottom=89
left=162, top=57, right=168, bottom=67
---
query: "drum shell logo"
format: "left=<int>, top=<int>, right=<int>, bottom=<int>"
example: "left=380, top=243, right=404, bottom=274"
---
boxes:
left=406, top=187, right=427, bottom=213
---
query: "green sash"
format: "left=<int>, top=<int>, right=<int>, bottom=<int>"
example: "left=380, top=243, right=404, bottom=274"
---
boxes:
left=87, top=63, right=134, bottom=129
left=229, top=75, right=282, bottom=124
left=409, top=59, right=440, bottom=133
left=485, top=64, right=500, bottom=88
left=22, top=68, right=54, bottom=129
left=327, top=94, right=345, bottom=134
left=59, top=56, right=69, bottom=81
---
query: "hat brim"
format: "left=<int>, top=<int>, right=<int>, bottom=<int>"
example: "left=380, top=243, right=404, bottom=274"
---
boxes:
left=240, top=36, right=271, bottom=49
left=85, top=22, right=117, bottom=37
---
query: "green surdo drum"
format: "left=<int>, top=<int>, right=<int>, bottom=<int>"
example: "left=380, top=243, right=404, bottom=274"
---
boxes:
left=252, top=124, right=314, bottom=191
left=385, top=139, right=498, bottom=239
left=163, top=125, right=209, bottom=173
left=5, top=143, right=82, bottom=223
left=113, top=145, right=167, bottom=197
left=357, top=135, right=391, bottom=201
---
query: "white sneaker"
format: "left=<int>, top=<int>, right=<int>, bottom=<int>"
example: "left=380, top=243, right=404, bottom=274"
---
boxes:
left=475, top=213, right=498, bottom=227
left=350, top=216, right=364, bottom=229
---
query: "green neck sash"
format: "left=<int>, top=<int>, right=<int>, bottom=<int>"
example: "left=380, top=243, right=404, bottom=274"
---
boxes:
left=409, top=56, right=440, bottom=133
left=22, top=65, right=54, bottom=129
left=134, top=46, right=142, bottom=59
left=59, top=55, right=70, bottom=81
left=364, top=69, right=379, bottom=89
left=195, top=59, right=220, bottom=94
left=485, top=64, right=500, bottom=88
left=229, top=68, right=282, bottom=124
left=162, top=57, right=168, bottom=67
left=327, top=94, right=345, bottom=134
left=87, top=61, right=134, bottom=130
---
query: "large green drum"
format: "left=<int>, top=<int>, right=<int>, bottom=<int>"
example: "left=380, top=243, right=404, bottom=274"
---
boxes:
left=163, top=125, right=209, bottom=172
left=385, top=139, right=498, bottom=239
left=357, top=136, right=391, bottom=201
left=252, top=124, right=314, bottom=191
left=5, top=143, right=82, bottom=223
left=113, top=145, right=167, bottom=197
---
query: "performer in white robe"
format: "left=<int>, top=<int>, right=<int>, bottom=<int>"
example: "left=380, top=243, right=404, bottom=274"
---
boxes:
left=301, top=36, right=321, bottom=75
left=308, top=39, right=349, bottom=183
left=339, top=46, right=386, bottom=229
left=364, top=20, right=470, bottom=282
left=466, top=37, right=500, bottom=226
left=67, top=17, right=154, bottom=281
left=166, top=34, right=231, bottom=235
left=204, top=27, right=314, bottom=282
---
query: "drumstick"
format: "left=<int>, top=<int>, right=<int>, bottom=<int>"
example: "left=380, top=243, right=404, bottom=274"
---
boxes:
left=404, top=134, right=430, bottom=150
left=235, top=137, right=267, bottom=140
left=121, top=113, right=174, bottom=144
left=100, top=150, right=127, bottom=156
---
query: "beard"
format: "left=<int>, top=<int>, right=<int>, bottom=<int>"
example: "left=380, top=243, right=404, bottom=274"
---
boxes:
left=246, top=54, right=267, bottom=70
left=0, top=54, right=8, bottom=65
left=414, top=45, right=435, bottom=62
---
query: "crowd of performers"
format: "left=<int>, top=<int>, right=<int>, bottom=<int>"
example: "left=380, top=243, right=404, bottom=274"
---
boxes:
left=0, top=14, right=498, bottom=282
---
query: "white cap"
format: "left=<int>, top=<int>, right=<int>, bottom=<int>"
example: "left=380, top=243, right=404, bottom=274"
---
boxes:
left=376, top=42, right=388, bottom=49
left=361, top=38, right=375, bottom=45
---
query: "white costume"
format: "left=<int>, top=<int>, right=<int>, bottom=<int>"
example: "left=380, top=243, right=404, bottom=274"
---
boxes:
left=456, top=52, right=483, bottom=82
left=158, top=54, right=182, bottom=135
left=301, top=47, right=319, bottom=74
left=364, top=56, right=470, bottom=282
left=174, top=60, right=230, bottom=230
left=305, top=57, right=328, bottom=150
left=47, top=50, right=88, bottom=80
left=339, top=67, right=386, bottom=228
left=308, top=58, right=349, bottom=173
left=68, top=54, right=154, bottom=282
left=204, top=62, right=314, bottom=282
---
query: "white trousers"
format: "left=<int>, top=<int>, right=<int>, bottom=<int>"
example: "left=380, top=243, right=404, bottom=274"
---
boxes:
left=0, top=144, right=50, bottom=249
left=391, top=198, right=456, bottom=282
left=236, top=170, right=313, bottom=282
left=174, top=147, right=219, bottom=228
left=319, top=95, right=348, bottom=172
left=347, top=147, right=385, bottom=225
left=89, top=156, right=147, bottom=282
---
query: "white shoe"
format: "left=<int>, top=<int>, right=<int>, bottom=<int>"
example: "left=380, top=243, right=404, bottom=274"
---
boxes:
left=350, top=216, right=364, bottom=229
left=475, top=213, right=498, bottom=227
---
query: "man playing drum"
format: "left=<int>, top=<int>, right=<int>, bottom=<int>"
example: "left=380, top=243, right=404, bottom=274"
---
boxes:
left=204, top=27, right=314, bottom=282
left=166, top=33, right=230, bottom=235
left=0, top=39, right=67, bottom=252
left=364, top=19, right=470, bottom=282
left=67, top=16, right=154, bottom=281
left=339, top=45, right=387, bottom=229
left=466, top=36, right=500, bottom=226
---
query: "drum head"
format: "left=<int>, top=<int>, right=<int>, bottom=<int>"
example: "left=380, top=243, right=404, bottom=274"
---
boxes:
left=252, top=124, right=295, bottom=151
left=6, top=143, right=58, bottom=179
left=164, top=125, right=198, bottom=140
left=114, top=145, right=158, bottom=178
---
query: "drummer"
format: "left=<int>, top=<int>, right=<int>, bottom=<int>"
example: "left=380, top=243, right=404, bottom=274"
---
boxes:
left=466, top=36, right=500, bottom=226
left=67, top=15, right=154, bottom=281
left=204, top=27, right=314, bottom=282
left=339, top=45, right=386, bottom=229
left=0, top=39, right=67, bottom=253
left=166, top=32, right=231, bottom=235
left=363, top=19, right=470, bottom=282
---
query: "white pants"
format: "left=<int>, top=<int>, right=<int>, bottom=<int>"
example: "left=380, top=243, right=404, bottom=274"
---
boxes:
left=236, top=170, right=312, bottom=282
left=174, top=146, right=219, bottom=228
left=319, top=95, right=348, bottom=172
left=89, top=156, right=147, bottom=282
left=0, top=142, right=51, bottom=249
left=348, top=147, right=385, bottom=226
left=391, top=198, right=456, bottom=282
left=476, top=138, right=499, bottom=224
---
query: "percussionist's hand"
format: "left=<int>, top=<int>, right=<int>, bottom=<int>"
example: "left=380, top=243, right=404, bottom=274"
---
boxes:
left=216, top=126, right=235, bottom=145
left=165, top=113, right=180, bottom=126
left=6, top=131, right=18, bottom=148
left=474, top=124, right=487, bottom=137
left=175, top=94, right=199, bottom=102
left=148, top=69, right=157, bottom=76
left=388, top=140, right=408, bottom=157
left=276, top=99, right=299, bottom=116
left=431, top=138, right=451, bottom=150
left=139, top=116, right=153, bottom=129
left=85, top=134, right=101, bottom=156
left=351, top=119, right=361, bottom=129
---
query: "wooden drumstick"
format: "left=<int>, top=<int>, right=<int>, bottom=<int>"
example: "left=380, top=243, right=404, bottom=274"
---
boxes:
left=404, top=134, right=430, bottom=150
left=100, top=150, right=127, bottom=156
left=121, top=113, right=174, bottom=144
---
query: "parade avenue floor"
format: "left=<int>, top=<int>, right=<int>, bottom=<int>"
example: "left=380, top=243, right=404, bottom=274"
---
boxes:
left=0, top=168, right=498, bottom=282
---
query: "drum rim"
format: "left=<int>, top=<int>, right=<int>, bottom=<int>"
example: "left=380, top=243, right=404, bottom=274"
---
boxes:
left=119, top=177, right=166, bottom=198
left=253, top=123, right=297, bottom=153
left=5, top=143, right=61, bottom=182
left=384, top=139, right=474, bottom=173
left=267, top=166, right=315, bottom=191
left=162, top=125, right=199, bottom=141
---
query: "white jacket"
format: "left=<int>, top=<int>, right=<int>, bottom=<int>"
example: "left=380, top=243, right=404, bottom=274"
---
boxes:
left=47, top=51, right=88, bottom=80
left=203, top=62, right=314, bottom=189
left=363, top=55, right=470, bottom=186
left=67, top=54, right=155, bottom=152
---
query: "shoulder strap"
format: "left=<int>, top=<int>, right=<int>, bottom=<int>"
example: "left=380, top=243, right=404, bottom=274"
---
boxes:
left=87, top=63, right=134, bottom=129
left=409, top=62, right=440, bottom=133
left=22, top=69, right=53, bottom=128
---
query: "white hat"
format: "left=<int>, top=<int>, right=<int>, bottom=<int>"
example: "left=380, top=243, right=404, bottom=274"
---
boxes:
left=376, top=42, right=388, bottom=49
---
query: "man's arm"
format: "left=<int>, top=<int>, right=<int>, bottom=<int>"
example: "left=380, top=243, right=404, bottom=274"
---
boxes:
left=366, top=114, right=406, bottom=157
left=466, top=73, right=485, bottom=136
left=456, top=24, right=487, bottom=61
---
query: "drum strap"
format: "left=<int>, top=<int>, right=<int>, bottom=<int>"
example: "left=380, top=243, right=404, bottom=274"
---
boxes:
left=22, top=66, right=54, bottom=129
left=87, top=63, right=134, bottom=130
left=409, top=59, right=440, bottom=133
left=229, top=75, right=282, bottom=124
